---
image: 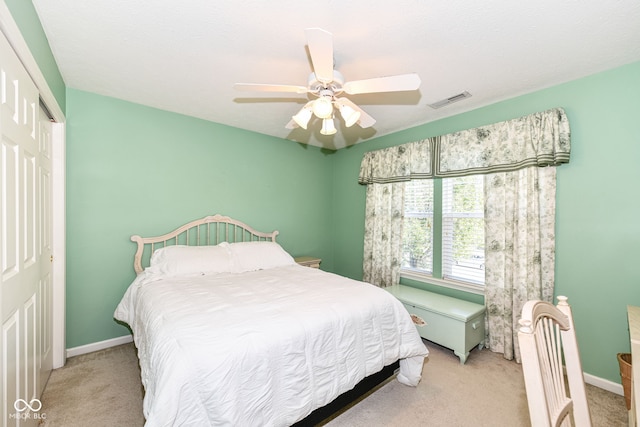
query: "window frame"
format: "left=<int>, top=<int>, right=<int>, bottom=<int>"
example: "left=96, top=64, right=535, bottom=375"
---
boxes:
left=399, top=177, right=486, bottom=295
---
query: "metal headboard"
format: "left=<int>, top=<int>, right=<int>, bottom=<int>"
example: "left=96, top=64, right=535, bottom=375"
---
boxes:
left=131, top=214, right=279, bottom=274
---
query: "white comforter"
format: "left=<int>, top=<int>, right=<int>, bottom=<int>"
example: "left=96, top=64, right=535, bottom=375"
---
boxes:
left=114, top=265, right=428, bottom=426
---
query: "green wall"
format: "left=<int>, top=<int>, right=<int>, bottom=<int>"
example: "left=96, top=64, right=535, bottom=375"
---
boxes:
left=331, top=61, right=640, bottom=383
left=65, top=89, right=335, bottom=347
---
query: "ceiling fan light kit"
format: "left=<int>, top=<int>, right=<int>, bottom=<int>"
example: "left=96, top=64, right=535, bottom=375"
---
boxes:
left=311, top=96, right=334, bottom=119
left=320, top=117, right=337, bottom=136
left=292, top=102, right=314, bottom=129
left=235, top=28, right=421, bottom=136
left=337, top=102, right=361, bottom=127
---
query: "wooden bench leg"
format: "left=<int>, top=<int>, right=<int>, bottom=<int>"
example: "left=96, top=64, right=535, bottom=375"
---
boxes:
left=455, top=350, right=469, bottom=364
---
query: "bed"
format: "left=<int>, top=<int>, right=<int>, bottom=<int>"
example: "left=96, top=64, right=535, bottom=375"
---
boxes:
left=114, top=214, right=428, bottom=426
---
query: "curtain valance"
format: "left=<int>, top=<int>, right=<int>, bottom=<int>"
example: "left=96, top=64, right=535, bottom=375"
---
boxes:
left=358, top=140, right=432, bottom=184
left=358, top=107, right=570, bottom=184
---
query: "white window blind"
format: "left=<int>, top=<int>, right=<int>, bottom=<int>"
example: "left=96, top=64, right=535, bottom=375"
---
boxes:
left=402, top=179, right=434, bottom=273
left=442, top=176, right=485, bottom=285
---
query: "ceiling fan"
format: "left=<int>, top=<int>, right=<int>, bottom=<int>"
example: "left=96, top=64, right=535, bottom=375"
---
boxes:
left=234, top=28, right=421, bottom=136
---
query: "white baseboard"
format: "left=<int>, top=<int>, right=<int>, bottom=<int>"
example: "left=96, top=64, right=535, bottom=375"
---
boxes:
left=65, top=335, right=626, bottom=398
left=66, top=335, right=133, bottom=358
left=584, top=372, right=624, bottom=396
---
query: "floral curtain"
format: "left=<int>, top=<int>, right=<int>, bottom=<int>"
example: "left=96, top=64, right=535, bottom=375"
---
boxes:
left=362, top=182, right=405, bottom=287
left=484, top=167, right=557, bottom=362
left=359, top=108, right=570, bottom=360
left=360, top=140, right=431, bottom=287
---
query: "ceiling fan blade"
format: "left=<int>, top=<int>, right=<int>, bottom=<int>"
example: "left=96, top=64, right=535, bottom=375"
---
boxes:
left=305, top=28, right=334, bottom=84
left=336, top=97, right=376, bottom=128
left=285, top=118, right=297, bottom=130
left=234, top=83, right=309, bottom=94
left=343, top=73, right=421, bottom=95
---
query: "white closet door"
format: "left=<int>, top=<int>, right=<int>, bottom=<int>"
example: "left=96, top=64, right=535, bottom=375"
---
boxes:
left=1, top=29, right=50, bottom=426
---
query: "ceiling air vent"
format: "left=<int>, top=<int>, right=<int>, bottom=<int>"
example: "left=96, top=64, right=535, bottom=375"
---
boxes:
left=428, top=91, right=472, bottom=109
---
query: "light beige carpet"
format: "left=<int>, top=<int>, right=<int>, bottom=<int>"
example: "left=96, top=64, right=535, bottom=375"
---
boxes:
left=40, top=343, right=145, bottom=426
left=40, top=341, right=628, bottom=426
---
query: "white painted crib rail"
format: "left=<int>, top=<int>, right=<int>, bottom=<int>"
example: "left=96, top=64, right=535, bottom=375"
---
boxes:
left=131, top=214, right=279, bottom=274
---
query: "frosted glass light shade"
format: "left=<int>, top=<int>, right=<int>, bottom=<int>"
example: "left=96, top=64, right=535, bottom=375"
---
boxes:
left=292, top=107, right=313, bottom=129
left=312, top=97, right=334, bottom=119
left=338, top=104, right=361, bottom=127
left=320, top=118, right=337, bottom=135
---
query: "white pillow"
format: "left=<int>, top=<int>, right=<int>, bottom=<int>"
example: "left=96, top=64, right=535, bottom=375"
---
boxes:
left=148, top=243, right=232, bottom=276
left=227, top=241, right=295, bottom=273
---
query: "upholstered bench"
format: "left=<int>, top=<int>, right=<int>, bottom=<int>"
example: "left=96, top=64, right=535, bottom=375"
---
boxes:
left=386, top=284, right=486, bottom=364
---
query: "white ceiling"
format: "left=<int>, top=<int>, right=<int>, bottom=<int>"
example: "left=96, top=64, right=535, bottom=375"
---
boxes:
left=33, top=1, right=640, bottom=150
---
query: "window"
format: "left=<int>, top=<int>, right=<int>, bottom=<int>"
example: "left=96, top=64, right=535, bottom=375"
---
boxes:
left=401, top=175, right=485, bottom=288
left=402, top=180, right=434, bottom=273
